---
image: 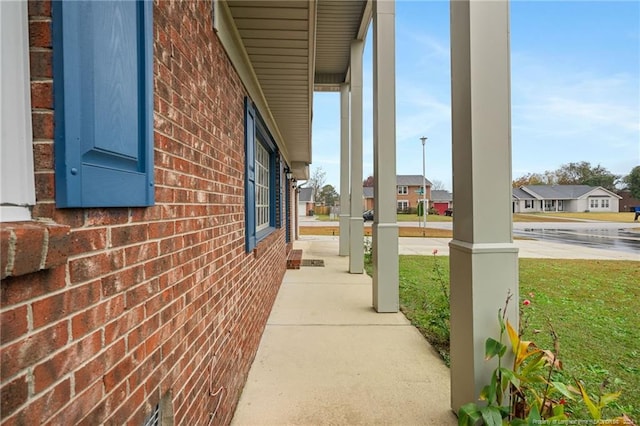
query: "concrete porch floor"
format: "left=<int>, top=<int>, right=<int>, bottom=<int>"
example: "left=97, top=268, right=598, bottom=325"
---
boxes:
left=231, top=237, right=457, bottom=426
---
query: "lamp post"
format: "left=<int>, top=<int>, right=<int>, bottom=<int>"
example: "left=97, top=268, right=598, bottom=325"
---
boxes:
left=420, top=136, right=428, bottom=229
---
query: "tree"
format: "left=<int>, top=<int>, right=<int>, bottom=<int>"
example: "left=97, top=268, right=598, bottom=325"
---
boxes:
left=623, top=165, right=640, bottom=199
left=309, top=167, right=326, bottom=201
left=431, top=180, right=446, bottom=191
left=513, top=162, right=620, bottom=190
left=363, top=175, right=375, bottom=187
left=316, top=184, right=339, bottom=206
left=554, top=162, right=619, bottom=190
left=513, top=172, right=548, bottom=187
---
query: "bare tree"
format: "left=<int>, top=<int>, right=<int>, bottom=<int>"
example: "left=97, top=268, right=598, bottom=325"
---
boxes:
left=309, top=167, right=326, bottom=201
left=431, top=179, right=446, bottom=191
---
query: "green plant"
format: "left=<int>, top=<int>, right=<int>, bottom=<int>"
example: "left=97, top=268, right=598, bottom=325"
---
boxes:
left=458, top=292, right=627, bottom=426
left=363, top=236, right=372, bottom=263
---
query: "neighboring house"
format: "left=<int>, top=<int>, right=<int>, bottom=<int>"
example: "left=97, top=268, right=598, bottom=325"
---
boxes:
left=363, top=186, right=374, bottom=211
left=298, top=187, right=315, bottom=216
left=512, top=185, right=621, bottom=213
left=617, top=190, right=640, bottom=212
left=0, top=1, right=370, bottom=424
left=396, top=175, right=432, bottom=212
left=431, top=190, right=453, bottom=215
left=362, top=175, right=432, bottom=213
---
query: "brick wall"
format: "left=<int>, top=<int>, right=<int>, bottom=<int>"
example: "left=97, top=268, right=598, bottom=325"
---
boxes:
left=397, top=185, right=432, bottom=210
left=1, top=1, right=287, bottom=424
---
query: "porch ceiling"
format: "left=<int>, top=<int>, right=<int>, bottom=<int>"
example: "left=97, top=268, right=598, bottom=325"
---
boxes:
left=227, top=0, right=370, bottom=178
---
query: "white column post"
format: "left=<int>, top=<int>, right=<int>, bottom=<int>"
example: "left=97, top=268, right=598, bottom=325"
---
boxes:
left=449, top=0, right=519, bottom=411
left=349, top=40, right=364, bottom=274
left=372, top=0, right=398, bottom=312
left=339, top=83, right=351, bottom=256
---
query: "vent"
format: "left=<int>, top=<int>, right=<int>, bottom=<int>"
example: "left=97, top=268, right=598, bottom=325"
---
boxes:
left=142, top=404, right=160, bottom=426
left=301, top=259, right=324, bottom=267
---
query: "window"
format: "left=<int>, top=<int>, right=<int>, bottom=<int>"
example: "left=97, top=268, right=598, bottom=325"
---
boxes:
left=590, top=199, right=597, bottom=209
left=397, top=200, right=409, bottom=212
left=245, top=98, right=279, bottom=252
left=255, top=138, right=270, bottom=231
left=524, top=200, right=533, bottom=209
left=397, top=186, right=408, bottom=195
left=52, top=1, right=154, bottom=207
left=601, top=199, right=609, bottom=208
left=544, top=200, right=554, bottom=211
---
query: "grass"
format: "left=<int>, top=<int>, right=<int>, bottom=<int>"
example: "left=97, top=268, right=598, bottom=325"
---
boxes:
left=365, top=255, right=640, bottom=421
left=299, top=226, right=453, bottom=238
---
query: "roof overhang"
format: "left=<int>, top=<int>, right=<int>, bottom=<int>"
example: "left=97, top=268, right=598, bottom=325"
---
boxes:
left=225, top=0, right=371, bottom=179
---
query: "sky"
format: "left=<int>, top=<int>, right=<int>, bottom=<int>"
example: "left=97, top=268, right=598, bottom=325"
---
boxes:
left=310, top=0, right=640, bottom=191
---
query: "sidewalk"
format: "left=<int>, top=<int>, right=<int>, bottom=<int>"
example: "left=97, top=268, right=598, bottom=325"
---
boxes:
left=231, top=237, right=457, bottom=426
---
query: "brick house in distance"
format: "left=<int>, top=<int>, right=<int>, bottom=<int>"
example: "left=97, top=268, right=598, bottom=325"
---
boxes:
left=395, top=175, right=432, bottom=212
left=0, top=1, right=374, bottom=424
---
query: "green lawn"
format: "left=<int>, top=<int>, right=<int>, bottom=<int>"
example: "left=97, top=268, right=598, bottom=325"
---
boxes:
left=365, top=256, right=640, bottom=421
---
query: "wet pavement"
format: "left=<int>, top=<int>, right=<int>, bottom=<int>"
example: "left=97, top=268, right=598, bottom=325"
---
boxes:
left=300, top=216, right=640, bottom=257
left=513, top=227, right=640, bottom=255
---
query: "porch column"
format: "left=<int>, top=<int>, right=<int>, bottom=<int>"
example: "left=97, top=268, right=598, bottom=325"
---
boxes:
left=449, top=0, right=519, bottom=411
left=349, top=39, right=364, bottom=274
left=372, top=0, right=398, bottom=312
left=339, top=83, right=351, bottom=256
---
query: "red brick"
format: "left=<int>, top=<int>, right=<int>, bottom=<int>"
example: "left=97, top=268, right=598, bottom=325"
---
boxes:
left=34, top=172, right=54, bottom=201
left=101, top=265, right=144, bottom=298
left=31, top=111, right=54, bottom=140
left=71, top=295, right=124, bottom=339
left=74, top=338, right=125, bottom=393
left=84, top=209, right=130, bottom=226
left=29, top=50, right=52, bottom=79
left=29, top=20, right=51, bottom=48
left=33, top=331, right=101, bottom=393
left=33, top=142, right=53, bottom=170
left=43, top=223, right=71, bottom=269
left=103, top=305, right=142, bottom=347
left=30, top=81, right=53, bottom=109
left=69, top=252, right=110, bottom=284
left=2, top=379, right=70, bottom=426
left=1, top=266, right=65, bottom=305
left=68, top=228, right=107, bottom=257
left=1, top=227, right=11, bottom=279
left=111, top=224, right=149, bottom=247
left=32, top=281, right=99, bottom=329
left=1, top=321, right=68, bottom=379
left=10, top=224, right=45, bottom=276
left=0, top=305, right=28, bottom=345
left=47, top=380, right=102, bottom=426
left=0, top=375, right=28, bottom=417
left=28, top=1, right=51, bottom=19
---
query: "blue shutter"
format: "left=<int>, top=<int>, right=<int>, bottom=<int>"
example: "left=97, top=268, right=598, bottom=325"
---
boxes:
left=52, top=0, right=154, bottom=207
left=245, top=99, right=256, bottom=252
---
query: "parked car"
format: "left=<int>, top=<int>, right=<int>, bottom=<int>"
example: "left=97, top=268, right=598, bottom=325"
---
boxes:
left=363, top=209, right=374, bottom=221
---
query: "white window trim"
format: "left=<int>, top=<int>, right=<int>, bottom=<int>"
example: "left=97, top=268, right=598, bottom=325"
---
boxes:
left=397, top=185, right=408, bottom=195
left=1, top=1, right=35, bottom=222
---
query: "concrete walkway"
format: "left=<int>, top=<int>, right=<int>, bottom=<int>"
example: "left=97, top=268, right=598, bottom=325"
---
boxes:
left=231, top=237, right=457, bottom=426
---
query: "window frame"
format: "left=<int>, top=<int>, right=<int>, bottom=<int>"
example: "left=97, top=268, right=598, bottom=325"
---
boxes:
left=0, top=1, right=35, bottom=222
left=397, top=185, right=408, bottom=195
left=397, top=200, right=409, bottom=211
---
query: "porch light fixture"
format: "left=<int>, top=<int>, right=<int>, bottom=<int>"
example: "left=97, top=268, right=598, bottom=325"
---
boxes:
left=285, top=170, right=293, bottom=181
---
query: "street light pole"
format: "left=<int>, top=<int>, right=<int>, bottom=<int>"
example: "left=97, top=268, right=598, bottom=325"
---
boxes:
left=420, top=136, right=428, bottom=229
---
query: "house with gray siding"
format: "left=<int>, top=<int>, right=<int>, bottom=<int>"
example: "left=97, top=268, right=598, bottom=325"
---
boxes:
left=512, top=185, right=621, bottom=213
